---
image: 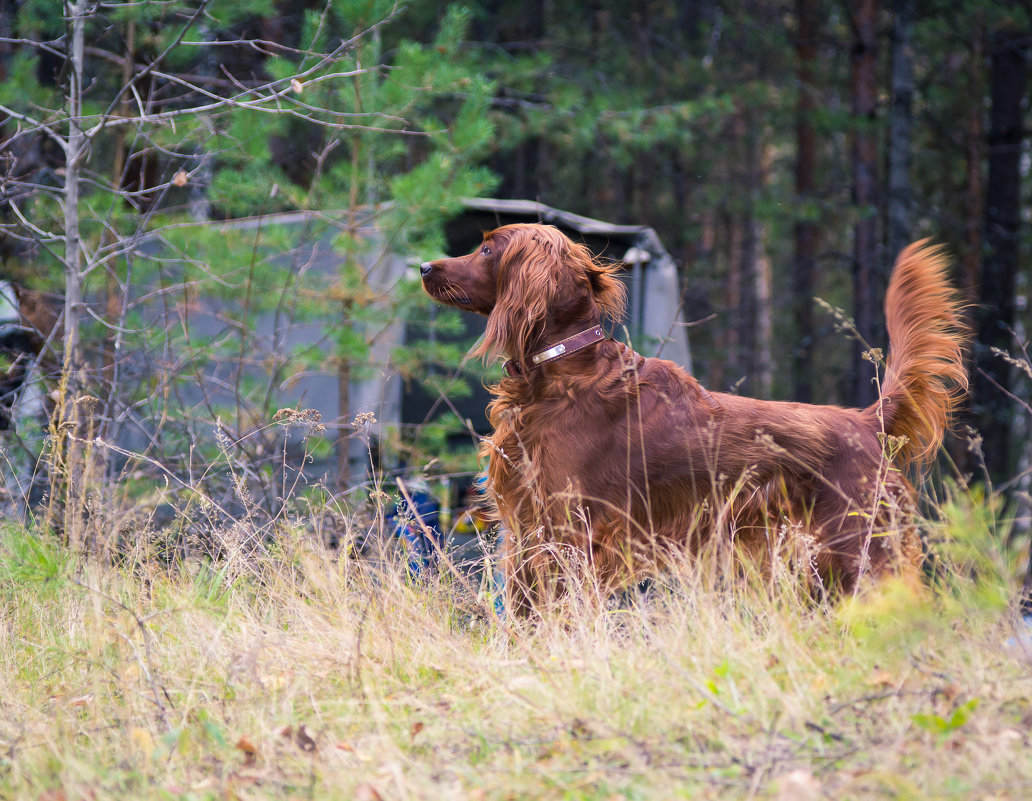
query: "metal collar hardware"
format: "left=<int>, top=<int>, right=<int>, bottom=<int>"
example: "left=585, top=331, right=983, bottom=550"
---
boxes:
left=504, top=326, right=606, bottom=377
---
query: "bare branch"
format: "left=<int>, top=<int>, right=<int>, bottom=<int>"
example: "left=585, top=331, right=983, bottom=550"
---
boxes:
left=0, top=36, right=68, bottom=60
left=0, top=103, right=68, bottom=151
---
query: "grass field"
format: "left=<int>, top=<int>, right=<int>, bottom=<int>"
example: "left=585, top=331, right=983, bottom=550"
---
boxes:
left=1, top=488, right=1030, bottom=801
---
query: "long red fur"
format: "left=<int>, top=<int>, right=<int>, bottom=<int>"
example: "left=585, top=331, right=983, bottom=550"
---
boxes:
left=421, top=225, right=969, bottom=613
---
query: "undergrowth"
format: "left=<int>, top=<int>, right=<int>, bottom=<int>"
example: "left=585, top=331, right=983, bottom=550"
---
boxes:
left=0, top=486, right=1030, bottom=801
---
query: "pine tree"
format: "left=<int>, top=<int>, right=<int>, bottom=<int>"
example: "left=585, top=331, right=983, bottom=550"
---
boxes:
left=0, top=0, right=496, bottom=520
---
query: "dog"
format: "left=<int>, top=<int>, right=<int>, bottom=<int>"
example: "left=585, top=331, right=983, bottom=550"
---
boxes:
left=421, top=224, right=968, bottom=612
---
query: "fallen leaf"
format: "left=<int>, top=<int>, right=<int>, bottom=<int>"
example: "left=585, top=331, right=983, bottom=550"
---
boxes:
left=296, top=724, right=317, bottom=752
left=410, top=721, right=424, bottom=741
left=938, top=683, right=962, bottom=704
left=867, top=669, right=895, bottom=689
left=38, top=790, right=68, bottom=801
left=67, top=694, right=93, bottom=708
left=235, top=735, right=259, bottom=766
left=277, top=724, right=293, bottom=738
left=335, top=741, right=354, bottom=752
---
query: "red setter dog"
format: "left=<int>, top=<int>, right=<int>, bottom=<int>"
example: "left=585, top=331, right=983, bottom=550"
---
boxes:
left=421, top=224, right=968, bottom=612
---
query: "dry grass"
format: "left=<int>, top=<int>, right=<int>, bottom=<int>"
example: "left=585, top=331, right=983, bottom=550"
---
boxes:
left=0, top=488, right=1030, bottom=801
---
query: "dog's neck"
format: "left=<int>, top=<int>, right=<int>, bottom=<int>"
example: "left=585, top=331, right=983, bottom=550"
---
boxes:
left=503, top=323, right=607, bottom=378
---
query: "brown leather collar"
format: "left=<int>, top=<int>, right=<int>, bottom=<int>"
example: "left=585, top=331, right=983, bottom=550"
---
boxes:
left=503, top=325, right=607, bottom=377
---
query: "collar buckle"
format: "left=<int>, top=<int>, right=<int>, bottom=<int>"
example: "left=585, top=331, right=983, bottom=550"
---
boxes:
left=502, top=325, right=606, bottom=379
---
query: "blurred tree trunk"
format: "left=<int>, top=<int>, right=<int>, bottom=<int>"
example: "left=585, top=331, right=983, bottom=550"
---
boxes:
left=963, top=20, right=986, bottom=296
left=738, top=112, right=758, bottom=397
left=103, top=23, right=134, bottom=384
left=188, top=22, right=214, bottom=222
left=850, top=0, right=880, bottom=408
left=952, top=19, right=986, bottom=477
left=99, top=20, right=135, bottom=464
left=724, top=205, right=743, bottom=391
left=885, top=0, right=913, bottom=262
left=62, top=0, right=87, bottom=387
left=754, top=219, right=773, bottom=399
left=793, top=0, right=818, bottom=403
left=0, top=0, right=11, bottom=267
left=977, top=27, right=1026, bottom=484
left=0, top=0, right=10, bottom=82
left=748, top=120, right=773, bottom=399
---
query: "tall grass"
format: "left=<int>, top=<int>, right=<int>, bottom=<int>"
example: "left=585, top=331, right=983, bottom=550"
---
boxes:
left=0, top=332, right=1029, bottom=799
left=1, top=478, right=1029, bottom=801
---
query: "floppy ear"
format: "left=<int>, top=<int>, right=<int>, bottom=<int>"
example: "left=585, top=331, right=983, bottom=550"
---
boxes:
left=476, top=227, right=560, bottom=369
left=583, top=254, right=627, bottom=322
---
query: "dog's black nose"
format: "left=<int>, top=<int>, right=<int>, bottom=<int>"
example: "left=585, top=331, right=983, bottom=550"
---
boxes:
left=419, top=262, right=433, bottom=277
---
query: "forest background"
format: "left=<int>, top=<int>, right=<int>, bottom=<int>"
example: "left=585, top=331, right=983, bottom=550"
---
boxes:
left=2, top=3, right=1032, bottom=800
left=0, top=0, right=1030, bottom=552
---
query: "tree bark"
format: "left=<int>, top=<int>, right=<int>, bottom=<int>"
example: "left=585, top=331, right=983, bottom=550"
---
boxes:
left=951, top=18, right=987, bottom=478
left=63, top=0, right=87, bottom=386
left=749, top=121, right=774, bottom=399
left=885, top=0, right=913, bottom=262
left=754, top=217, right=774, bottom=400
left=850, top=0, right=880, bottom=408
left=963, top=19, right=986, bottom=296
left=54, top=0, right=88, bottom=546
left=793, top=0, right=818, bottom=403
left=724, top=206, right=743, bottom=391
left=977, top=28, right=1026, bottom=483
left=189, top=21, right=215, bottom=222
left=739, top=111, right=758, bottom=397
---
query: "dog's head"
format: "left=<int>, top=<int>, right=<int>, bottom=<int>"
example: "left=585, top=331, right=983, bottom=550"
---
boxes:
left=420, top=223, right=626, bottom=365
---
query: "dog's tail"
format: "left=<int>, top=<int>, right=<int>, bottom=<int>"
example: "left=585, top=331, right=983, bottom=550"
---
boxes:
left=873, top=240, right=969, bottom=467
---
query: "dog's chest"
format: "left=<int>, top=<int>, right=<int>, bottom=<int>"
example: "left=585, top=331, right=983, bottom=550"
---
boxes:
left=490, top=394, right=643, bottom=496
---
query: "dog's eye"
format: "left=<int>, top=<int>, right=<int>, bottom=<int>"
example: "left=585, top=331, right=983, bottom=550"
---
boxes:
left=481, top=245, right=491, bottom=256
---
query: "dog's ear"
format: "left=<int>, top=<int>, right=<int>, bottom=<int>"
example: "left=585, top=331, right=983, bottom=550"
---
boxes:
left=584, top=258, right=627, bottom=322
left=477, top=226, right=560, bottom=369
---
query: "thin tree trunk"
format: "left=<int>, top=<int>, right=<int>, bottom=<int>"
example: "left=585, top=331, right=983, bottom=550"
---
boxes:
left=0, top=0, right=11, bottom=83
left=952, top=19, right=986, bottom=477
left=55, top=0, right=88, bottom=546
left=1, top=0, right=12, bottom=245
left=338, top=71, right=365, bottom=492
left=754, top=229, right=773, bottom=400
left=739, top=112, right=758, bottom=396
left=793, top=0, right=818, bottom=403
left=850, top=0, right=879, bottom=407
left=885, top=0, right=913, bottom=262
left=103, top=22, right=134, bottom=392
left=725, top=211, right=744, bottom=391
left=63, top=0, right=87, bottom=385
left=963, top=19, right=985, bottom=297
left=189, top=21, right=214, bottom=221
left=754, top=136, right=774, bottom=400
left=337, top=320, right=351, bottom=489
left=978, top=28, right=1026, bottom=483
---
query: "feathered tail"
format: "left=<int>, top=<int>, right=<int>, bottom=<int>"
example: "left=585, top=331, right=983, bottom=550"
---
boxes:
left=874, top=240, right=969, bottom=466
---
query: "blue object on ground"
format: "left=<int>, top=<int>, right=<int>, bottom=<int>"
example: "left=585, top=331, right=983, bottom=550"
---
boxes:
left=491, top=563, right=506, bottom=619
left=391, top=485, right=442, bottom=576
